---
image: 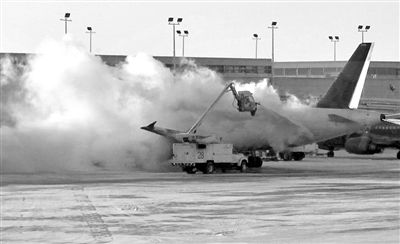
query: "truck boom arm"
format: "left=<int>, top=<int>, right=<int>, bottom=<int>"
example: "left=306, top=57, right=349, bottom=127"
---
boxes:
left=187, top=82, right=258, bottom=134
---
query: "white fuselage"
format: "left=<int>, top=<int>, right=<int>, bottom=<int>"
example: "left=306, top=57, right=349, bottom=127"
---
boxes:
left=286, top=108, right=382, bottom=146
left=217, top=106, right=382, bottom=151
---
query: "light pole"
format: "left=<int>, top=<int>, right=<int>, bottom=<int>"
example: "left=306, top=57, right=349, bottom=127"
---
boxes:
left=329, top=36, right=339, bottom=61
left=60, top=13, right=72, bottom=35
left=168, top=17, right=183, bottom=70
left=86, top=27, right=96, bottom=53
left=358, top=25, right=370, bottom=43
left=253, top=34, right=261, bottom=59
left=177, top=30, right=189, bottom=57
left=268, top=21, right=278, bottom=63
left=268, top=21, right=278, bottom=85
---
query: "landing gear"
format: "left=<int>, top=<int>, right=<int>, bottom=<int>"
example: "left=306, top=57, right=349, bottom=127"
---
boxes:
left=279, top=152, right=292, bottom=161
left=247, top=156, right=263, bottom=168
left=292, top=152, right=305, bottom=161
left=279, top=152, right=305, bottom=161
left=327, top=151, right=334, bottom=158
left=240, top=160, right=247, bottom=173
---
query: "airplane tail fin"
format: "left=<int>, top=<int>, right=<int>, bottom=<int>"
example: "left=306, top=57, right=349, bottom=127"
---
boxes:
left=316, top=43, right=374, bottom=109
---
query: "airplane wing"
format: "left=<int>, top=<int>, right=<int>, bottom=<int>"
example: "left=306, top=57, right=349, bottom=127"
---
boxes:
left=255, top=105, right=315, bottom=147
left=384, top=119, right=400, bottom=126
left=381, top=113, right=400, bottom=126
left=258, top=105, right=304, bottom=130
left=141, top=121, right=183, bottom=141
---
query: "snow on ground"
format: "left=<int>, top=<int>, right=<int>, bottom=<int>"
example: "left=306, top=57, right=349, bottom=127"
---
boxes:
left=1, top=150, right=400, bottom=243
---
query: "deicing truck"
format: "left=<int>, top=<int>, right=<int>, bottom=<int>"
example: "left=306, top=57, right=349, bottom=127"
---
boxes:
left=170, top=143, right=248, bottom=174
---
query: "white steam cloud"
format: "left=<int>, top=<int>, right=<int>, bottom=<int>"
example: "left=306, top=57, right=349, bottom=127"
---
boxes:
left=1, top=37, right=311, bottom=173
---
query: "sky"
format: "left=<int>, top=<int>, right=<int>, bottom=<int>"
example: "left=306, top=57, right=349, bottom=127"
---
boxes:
left=0, top=0, right=399, bottom=61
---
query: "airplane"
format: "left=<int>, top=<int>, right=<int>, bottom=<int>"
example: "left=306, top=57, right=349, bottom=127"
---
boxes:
left=142, top=43, right=397, bottom=162
left=318, top=120, right=400, bottom=159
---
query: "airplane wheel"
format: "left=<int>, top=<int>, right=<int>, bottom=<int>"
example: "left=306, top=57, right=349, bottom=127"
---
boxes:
left=397, top=151, right=400, bottom=160
left=327, top=151, right=334, bottom=158
left=205, top=162, right=214, bottom=174
left=283, top=152, right=292, bottom=161
left=254, top=157, right=263, bottom=167
left=293, top=152, right=305, bottom=161
left=247, top=156, right=254, bottom=167
left=240, top=160, right=247, bottom=173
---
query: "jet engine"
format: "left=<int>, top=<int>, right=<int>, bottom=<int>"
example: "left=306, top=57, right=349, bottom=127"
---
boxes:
left=344, top=134, right=382, bottom=155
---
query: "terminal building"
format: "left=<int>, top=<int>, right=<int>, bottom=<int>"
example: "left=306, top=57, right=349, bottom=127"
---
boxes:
left=2, top=53, right=399, bottom=112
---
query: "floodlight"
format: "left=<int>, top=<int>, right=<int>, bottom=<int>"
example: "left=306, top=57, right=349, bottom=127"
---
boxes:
left=177, top=18, right=183, bottom=23
left=87, top=27, right=92, bottom=31
left=65, top=13, right=70, bottom=18
left=329, top=35, right=339, bottom=61
left=272, top=21, right=277, bottom=26
left=184, top=30, right=189, bottom=35
left=253, top=34, right=258, bottom=38
left=357, top=25, right=370, bottom=42
left=168, top=17, right=173, bottom=22
left=176, top=30, right=181, bottom=34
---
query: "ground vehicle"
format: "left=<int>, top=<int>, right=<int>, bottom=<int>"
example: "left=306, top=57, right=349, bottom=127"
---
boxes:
left=170, top=143, right=248, bottom=174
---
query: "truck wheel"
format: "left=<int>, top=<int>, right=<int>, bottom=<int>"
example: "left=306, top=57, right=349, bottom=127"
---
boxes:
left=185, top=167, right=196, bottom=174
left=240, top=160, right=247, bottom=173
left=397, top=151, right=400, bottom=160
left=205, top=162, right=214, bottom=174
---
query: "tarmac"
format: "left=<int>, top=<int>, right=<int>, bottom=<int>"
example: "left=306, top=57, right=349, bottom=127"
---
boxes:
left=1, top=149, right=399, bottom=244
